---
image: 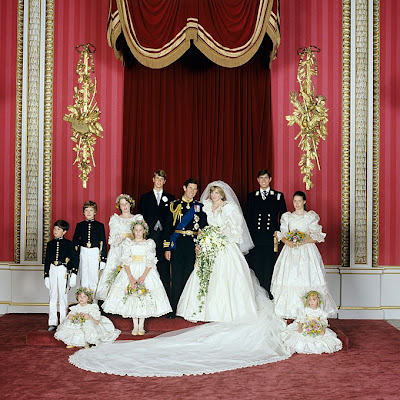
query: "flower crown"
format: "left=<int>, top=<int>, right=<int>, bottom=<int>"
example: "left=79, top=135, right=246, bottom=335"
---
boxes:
left=75, top=287, right=94, bottom=297
left=116, top=194, right=135, bottom=209
left=131, top=218, right=149, bottom=235
left=303, top=290, right=323, bottom=305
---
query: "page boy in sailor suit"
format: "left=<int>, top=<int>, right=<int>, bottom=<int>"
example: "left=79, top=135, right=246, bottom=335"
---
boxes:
left=245, top=169, right=287, bottom=296
left=73, top=201, right=107, bottom=292
left=44, top=220, right=79, bottom=331
left=163, top=179, right=207, bottom=316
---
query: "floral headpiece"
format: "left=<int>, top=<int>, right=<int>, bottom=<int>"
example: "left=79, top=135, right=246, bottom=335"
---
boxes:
left=75, top=287, right=94, bottom=298
left=116, top=194, right=135, bottom=210
left=131, top=217, right=149, bottom=235
left=303, top=290, right=323, bottom=306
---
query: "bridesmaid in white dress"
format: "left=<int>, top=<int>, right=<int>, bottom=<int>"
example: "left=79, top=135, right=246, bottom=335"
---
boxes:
left=102, top=217, right=171, bottom=335
left=177, top=181, right=258, bottom=322
left=96, top=194, right=138, bottom=300
left=271, top=191, right=338, bottom=319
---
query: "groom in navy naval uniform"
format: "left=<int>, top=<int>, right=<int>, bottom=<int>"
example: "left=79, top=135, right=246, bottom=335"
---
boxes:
left=163, top=178, right=207, bottom=317
left=245, top=169, right=287, bottom=297
left=138, top=170, right=175, bottom=298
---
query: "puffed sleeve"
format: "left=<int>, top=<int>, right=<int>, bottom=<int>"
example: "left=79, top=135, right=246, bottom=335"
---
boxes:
left=88, top=304, right=101, bottom=320
left=108, top=214, right=124, bottom=248
left=145, top=239, right=158, bottom=269
left=221, top=203, right=243, bottom=245
left=307, top=211, right=326, bottom=243
left=317, top=308, right=328, bottom=326
left=294, top=307, right=307, bottom=324
left=276, top=212, right=291, bottom=241
left=120, top=238, right=133, bottom=265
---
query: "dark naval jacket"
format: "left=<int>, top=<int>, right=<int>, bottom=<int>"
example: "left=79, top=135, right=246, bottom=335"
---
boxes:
left=44, top=237, right=79, bottom=278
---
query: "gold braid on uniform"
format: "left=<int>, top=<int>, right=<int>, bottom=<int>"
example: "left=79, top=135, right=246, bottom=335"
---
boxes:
left=170, top=202, right=183, bottom=225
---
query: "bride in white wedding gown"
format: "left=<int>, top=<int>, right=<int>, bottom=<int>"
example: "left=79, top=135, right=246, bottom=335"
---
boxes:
left=177, top=181, right=258, bottom=322
left=69, top=182, right=293, bottom=377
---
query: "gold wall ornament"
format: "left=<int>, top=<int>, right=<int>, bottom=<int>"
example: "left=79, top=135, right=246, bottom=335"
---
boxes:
left=286, top=46, right=328, bottom=190
left=63, top=43, right=103, bottom=188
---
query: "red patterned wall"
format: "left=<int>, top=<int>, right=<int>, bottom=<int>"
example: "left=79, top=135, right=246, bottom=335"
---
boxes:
left=0, top=1, right=17, bottom=261
left=379, top=1, right=400, bottom=266
left=1, top=1, right=398, bottom=266
left=52, top=0, right=125, bottom=241
left=271, top=0, right=343, bottom=265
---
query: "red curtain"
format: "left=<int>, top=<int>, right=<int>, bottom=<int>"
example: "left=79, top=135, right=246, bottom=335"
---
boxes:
left=108, top=0, right=280, bottom=68
left=122, top=43, right=273, bottom=205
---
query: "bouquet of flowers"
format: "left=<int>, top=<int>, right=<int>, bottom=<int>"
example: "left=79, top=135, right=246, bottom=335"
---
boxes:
left=286, top=229, right=307, bottom=247
left=106, top=264, right=122, bottom=288
left=194, top=225, right=227, bottom=314
left=71, top=312, right=86, bottom=326
left=302, top=319, right=324, bottom=337
left=123, top=282, right=151, bottom=304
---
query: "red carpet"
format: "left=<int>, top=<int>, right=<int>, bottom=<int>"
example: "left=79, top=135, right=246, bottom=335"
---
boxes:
left=0, top=315, right=399, bottom=399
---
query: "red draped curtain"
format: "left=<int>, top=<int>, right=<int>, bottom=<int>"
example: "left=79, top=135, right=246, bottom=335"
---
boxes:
left=108, top=0, right=280, bottom=204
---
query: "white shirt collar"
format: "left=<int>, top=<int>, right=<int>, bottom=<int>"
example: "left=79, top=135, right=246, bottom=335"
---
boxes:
left=259, top=187, right=270, bottom=194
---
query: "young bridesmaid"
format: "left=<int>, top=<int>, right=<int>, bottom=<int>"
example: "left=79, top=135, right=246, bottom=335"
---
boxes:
left=283, top=290, right=342, bottom=354
left=55, top=287, right=120, bottom=348
left=102, top=216, right=172, bottom=335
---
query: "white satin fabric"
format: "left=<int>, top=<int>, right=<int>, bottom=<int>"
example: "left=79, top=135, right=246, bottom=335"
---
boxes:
left=177, top=199, right=257, bottom=322
left=69, top=279, right=293, bottom=377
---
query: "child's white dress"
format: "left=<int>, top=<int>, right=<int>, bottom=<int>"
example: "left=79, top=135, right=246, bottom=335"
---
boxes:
left=282, top=307, right=342, bottom=354
left=102, top=239, right=172, bottom=318
left=271, top=211, right=338, bottom=318
left=96, top=214, right=138, bottom=300
left=54, top=303, right=120, bottom=347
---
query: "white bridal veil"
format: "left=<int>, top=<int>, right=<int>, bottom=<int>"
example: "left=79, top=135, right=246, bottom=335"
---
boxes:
left=200, top=180, right=254, bottom=254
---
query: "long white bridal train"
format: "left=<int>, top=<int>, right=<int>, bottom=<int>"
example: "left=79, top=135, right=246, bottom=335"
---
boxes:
left=69, top=275, right=293, bottom=377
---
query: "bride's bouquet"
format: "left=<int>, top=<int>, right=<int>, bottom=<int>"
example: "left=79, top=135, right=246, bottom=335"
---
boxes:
left=106, top=264, right=122, bottom=288
left=71, top=312, right=86, bottom=326
left=123, top=282, right=151, bottom=304
left=194, top=225, right=227, bottom=314
left=286, top=229, right=307, bottom=247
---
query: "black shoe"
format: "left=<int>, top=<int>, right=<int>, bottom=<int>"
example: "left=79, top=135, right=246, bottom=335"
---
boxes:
left=48, top=325, right=57, bottom=332
left=166, top=313, right=176, bottom=319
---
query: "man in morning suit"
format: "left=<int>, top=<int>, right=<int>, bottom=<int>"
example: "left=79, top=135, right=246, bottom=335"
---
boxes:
left=164, top=178, right=207, bottom=317
left=138, top=169, right=175, bottom=298
left=245, top=169, right=287, bottom=296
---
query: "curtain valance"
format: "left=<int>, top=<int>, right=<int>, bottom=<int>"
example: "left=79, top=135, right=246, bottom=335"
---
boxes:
left=107, top=0, right=280, bottom=68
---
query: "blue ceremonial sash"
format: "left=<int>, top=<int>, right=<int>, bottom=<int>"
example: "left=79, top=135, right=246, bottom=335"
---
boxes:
left=168, top=204, right=197, bottom=250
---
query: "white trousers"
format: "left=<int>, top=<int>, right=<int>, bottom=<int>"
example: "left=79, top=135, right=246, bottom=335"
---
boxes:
left=48, top=263, right=68, bottom=326
left=79, top=247, right=100, bottom=291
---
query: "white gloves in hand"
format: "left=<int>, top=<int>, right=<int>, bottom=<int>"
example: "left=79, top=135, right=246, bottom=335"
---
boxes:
left=99, top=262, right=106, bottom=270
left=69, top=273, right=77, bottom=288
left=44, top=277, right=50, bottom=289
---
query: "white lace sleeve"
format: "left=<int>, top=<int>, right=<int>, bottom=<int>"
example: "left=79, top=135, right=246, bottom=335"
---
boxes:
left=145, top=240, right=158, bottom=269
left=108, top=214, right=124, bottom=248
left=221, top=203, right=243, bottom=245
left=317, top=309, right=328, bottom=326
left=307, top=211, right=326, bottom=243
left=88, top=304, right=101, bottom=320
left=276, top=212, right=290, bottom=241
